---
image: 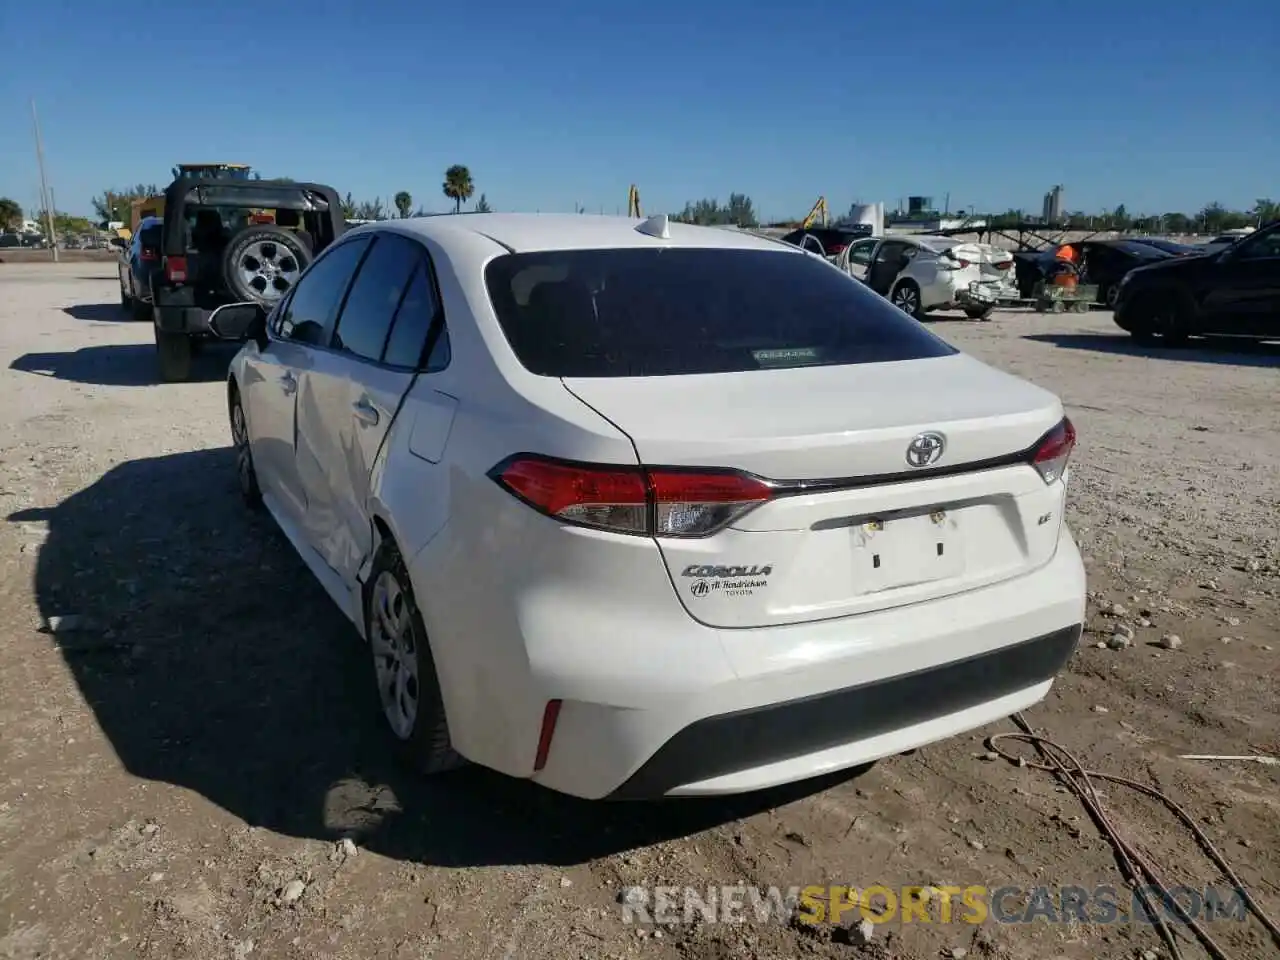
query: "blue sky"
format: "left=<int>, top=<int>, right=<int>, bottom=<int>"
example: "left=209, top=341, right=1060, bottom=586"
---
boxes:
left=1, top=0, right=1275, bottom=222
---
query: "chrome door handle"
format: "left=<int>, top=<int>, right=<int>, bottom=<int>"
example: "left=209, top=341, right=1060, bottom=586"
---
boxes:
left=353, top=398, right=380, bottom=426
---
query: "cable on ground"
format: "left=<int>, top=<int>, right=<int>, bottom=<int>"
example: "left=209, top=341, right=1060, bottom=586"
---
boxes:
left=986, top=712, right=1280, bottom=960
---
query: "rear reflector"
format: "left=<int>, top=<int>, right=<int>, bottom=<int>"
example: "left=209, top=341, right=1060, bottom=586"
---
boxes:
left=533, top=699, right=562, bottom=772
left=165, top=255, right=188, bottom=282
left=490, top=455, right=774, bottom=537
left=1030, top=417, right=1076, bottom=484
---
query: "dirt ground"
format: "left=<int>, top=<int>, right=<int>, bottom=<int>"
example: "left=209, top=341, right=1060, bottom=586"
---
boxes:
left=1, top=262, right=1277, bottom=960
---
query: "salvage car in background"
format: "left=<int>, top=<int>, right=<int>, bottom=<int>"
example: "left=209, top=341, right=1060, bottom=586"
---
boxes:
left=117, top=216, right=163, bottom=321
left=1015, top=240, right=1173, bottom=308
left=779, top=224, right=874, bottom=260
left=1114, top=218, right=1280, bottom=343
left=207, top=213, right=1085, bottom=800
left=849, top=235, right=1020, bottom=320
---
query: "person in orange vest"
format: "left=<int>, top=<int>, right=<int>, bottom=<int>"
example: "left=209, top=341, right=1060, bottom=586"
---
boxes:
left=1049, top=243, right=1081, bottom=285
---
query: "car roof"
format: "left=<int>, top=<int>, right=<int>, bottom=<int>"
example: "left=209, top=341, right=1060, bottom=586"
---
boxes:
left=138, top=216, right=163, bottom=229
left=363, top=213, right=796, bottom=254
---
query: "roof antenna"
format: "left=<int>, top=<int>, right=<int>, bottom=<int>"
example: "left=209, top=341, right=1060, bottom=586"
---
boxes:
left=635, top=213, right=670, bottom=239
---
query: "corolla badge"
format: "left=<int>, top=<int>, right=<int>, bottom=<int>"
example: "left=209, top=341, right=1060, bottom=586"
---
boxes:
left=905, top=432, right=945, bottom=468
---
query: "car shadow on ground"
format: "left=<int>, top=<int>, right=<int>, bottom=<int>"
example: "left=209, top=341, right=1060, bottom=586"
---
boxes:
left=62, top=304, right=133, bottom=323
left=1025, top=333, right=1280, bottom=368
left=10, top=448, right=864, bottom=868
left=9, top=343, right=236, bottom=386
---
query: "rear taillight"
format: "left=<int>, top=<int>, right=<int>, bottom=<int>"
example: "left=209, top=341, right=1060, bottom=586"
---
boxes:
left=141, top=248, right=158, bottom=262
left=490, top=455, right=773, bottom=537
left=994, top=260, right=1013, bottom=270
left=828, top=243, right=847, bottom=255
left=165, top=255, right=188, bottom=282
left=1030, top=417, right=1076, bottom=484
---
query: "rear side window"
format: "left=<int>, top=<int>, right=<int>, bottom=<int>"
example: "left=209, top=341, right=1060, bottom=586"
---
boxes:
left=383, top=262, right=448, bottom=370
left=139, top=225, right=161, bottom=250
left=484, top=248, right=957, bottom=377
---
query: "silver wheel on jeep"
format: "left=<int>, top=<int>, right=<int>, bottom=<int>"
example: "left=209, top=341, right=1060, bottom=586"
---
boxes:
left=235, top=239, right=302, bottom=302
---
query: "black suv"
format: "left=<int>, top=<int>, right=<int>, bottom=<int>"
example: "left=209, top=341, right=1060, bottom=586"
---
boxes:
left=152, top=175, right=345, bottom=380
left=1112, top=220, right=1280, bottom=344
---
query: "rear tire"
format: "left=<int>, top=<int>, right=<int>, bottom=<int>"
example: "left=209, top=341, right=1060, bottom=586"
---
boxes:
left=891, top=280, right=924, bottom=319
left=155, top=328, right=192, bottom=382
left=1128, top=292, right=1189, bottom=347
left=964, top=304, right=994, bottom=321
left=365, top=541, right=465, bottom=775
left=131, top=297, right=152, bottom=322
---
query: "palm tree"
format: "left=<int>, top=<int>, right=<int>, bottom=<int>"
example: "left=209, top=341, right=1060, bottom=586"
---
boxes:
left=474, top=193, right=492, bottom=213
left=0, top=197, right=22, bottom=232
left=442, top=165, right=475, bottom=214
left=394, top=191, right=413, bottom=219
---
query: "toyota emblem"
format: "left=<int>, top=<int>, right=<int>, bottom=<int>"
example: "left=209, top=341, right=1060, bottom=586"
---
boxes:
left=905, top=432, right=945, bottom=468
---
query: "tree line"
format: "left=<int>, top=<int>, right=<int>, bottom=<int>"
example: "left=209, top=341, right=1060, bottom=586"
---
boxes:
left=914, top=200, right=1279, bottom=235
left=2, top=183, right=1274, bottom=238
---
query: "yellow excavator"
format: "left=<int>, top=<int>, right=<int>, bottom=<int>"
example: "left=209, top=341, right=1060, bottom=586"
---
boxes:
left=801, top=196, right=829, bottom=230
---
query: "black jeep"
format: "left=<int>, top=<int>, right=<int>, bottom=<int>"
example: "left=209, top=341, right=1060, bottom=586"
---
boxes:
left=152, top=176, right=345, bottom=381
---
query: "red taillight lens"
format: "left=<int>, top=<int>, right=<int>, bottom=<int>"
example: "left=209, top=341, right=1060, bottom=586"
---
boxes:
left=1030, top=417, right=1076, bottom=484
left=490, top=456, right=773, bottom=537
left=828, top=243, right=847, bottom=255
left=141, top=248, right=158, bottom=261
left=994, top=260, right=1013, bottom=270
left=165, top=255, right=188, bottom=282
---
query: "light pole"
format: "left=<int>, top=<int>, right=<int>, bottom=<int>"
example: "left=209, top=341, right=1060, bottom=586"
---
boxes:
left=31, top=98, right=58, bottom=262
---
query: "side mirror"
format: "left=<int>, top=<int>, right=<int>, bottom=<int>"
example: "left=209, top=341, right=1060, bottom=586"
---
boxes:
left=208, top=302, right=266, bottom=341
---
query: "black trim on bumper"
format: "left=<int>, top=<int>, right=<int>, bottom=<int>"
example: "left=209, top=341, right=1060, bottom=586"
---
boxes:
left=153, top=305, right=213, bottom=335
left=606, top=624, right=1082, bottom=800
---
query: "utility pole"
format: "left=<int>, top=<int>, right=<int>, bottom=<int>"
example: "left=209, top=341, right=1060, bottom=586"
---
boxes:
left=31, top=98, right=58, bottom=262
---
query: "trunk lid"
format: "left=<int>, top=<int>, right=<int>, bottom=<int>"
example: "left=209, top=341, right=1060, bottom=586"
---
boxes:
left=563, top=353, right=1068, bottom=628
left=949, top=242, right=1017, bottom=289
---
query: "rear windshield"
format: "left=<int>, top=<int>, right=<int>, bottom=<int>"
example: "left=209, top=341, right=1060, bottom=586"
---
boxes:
left=139, top=225, right=161, bottom=248
left=484, top=247, right=958, bottom=377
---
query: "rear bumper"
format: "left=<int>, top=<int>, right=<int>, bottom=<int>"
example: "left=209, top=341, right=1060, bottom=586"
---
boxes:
left=608, top=624, right=1078, bottom=798
left=957, top=281, right=1021, bottom=306
left=422, top=522, right=1086, bottom=800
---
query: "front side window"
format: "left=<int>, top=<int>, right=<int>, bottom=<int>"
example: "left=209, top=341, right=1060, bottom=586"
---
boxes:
left=277, top=236, right=370, bottom=346
left=484, top=247, right=957, bottom=378
left=332, top=233, right=422, bottom=362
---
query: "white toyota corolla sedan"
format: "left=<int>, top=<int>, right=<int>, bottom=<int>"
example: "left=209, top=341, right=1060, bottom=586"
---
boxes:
left=210, top=212, right=1086, bottom=800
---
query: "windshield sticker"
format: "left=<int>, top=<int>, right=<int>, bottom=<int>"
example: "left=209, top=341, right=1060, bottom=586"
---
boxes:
left=753, top=348, right=820, bottom=367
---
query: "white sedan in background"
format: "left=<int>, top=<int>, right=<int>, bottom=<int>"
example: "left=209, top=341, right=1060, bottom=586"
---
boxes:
left=209, top=213, right=1085, bottom=800
left=841, top=235, right=1021, bottom=320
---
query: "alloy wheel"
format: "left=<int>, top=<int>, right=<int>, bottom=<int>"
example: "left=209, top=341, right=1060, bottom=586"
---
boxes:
left=236, top=240, right=301, bottom=302
left=370, top=571, right=420, bottom=739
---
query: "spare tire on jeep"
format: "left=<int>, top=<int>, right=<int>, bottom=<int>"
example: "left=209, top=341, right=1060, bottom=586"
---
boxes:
left=221, top=225, right=311, bottom=306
